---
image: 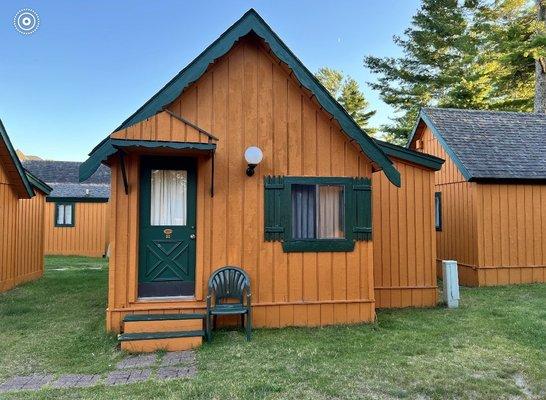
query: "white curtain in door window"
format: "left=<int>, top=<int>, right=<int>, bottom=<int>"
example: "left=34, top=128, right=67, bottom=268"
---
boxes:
left=318, top=185, right=344, bottom=238
left=150, top=170, right=187, bottom=226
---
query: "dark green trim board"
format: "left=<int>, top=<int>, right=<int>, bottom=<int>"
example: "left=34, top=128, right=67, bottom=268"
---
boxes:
left=0, top=119, right=35, bottom=198
left=124, top=313, right=205, bottom=322
left=406, top=109, right=472, bottom=180
left=54, top=202, right=75, bottom=227
left=79, top=138, right=216, bottom=182
left=264, top=176, right=372, bottom=253
left=24, top=170, right=52, bottom=195
left=435, top=192, right=442, bottom=231
left=46, top=196, right=108, bottom=203
left=118, top=330, right=205, bottom=342
left=264, top=176, right=285, bottom=241
left=351, top=177, right=372, bottom=241
left=86, top=9, right=400, bottom=187
left=375, top=139, right=444, bottom=171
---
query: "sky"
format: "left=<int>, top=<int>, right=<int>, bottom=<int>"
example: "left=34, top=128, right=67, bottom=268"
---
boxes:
left=0, top=1, right=420, bottom=161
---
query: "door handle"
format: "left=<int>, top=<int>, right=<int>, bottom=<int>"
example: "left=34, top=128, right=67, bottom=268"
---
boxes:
left=190, top=234, right=196, bottom=240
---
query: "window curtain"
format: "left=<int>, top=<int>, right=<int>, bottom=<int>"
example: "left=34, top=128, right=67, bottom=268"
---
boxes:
left=57, top=205, right=65, bottom=225
left=318, top=185, right=344, bottom=238
left=150, top=170, right=187, bottom=226
left=57, top=204, right=72, bottom=225
left=291, top=184, right=316, bottom=239
left=64, top=204, right=73, bottom=225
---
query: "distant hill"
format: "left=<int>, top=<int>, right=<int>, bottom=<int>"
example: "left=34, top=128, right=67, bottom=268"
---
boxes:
left=16, top=149, right=42, bottom=161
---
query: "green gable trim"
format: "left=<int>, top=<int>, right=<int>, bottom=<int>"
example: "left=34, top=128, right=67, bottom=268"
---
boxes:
left=0, top=119, right=35, bottom=198
left=375, top=139, right=444, bottom=171
left=406, top=109, right=472, bottom=181
left=88, top=9, right=400, bottom=187
left=25, top=170, right=52, bottom=195
left=46, top=196, right=108, bottom=203
left=79, top=138, right=216, bottom=182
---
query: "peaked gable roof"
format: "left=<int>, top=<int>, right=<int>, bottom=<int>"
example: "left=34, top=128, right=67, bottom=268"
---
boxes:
left=0, top=119, right=35, bottom=198
left=408, top=107, right=546, bottom=181
left=24, top=160, right=110, bottom=199
left=87, top=9, right=400, bottom=186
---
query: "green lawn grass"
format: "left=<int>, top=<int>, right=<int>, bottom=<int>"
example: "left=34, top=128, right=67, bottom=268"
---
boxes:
left=0, top=256, right=544, bottom=399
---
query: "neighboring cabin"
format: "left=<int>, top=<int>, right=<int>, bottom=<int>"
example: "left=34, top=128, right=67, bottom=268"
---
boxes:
left=23, top=160, right=110, bottom=257
left=409, top=107, right=546, bottom=286
left=0, top=120, right=51, bottom=292
left=373, top=140, right=443, bottom=308
left=80, top=9, right=443, bottom=351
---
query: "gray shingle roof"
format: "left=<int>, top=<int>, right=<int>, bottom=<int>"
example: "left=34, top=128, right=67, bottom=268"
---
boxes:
left=22, top=160, right=110, bottom=199
left=419, top=108, right=546, bottom=180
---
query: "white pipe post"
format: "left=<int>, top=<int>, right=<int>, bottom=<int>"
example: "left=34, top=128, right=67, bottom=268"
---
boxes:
left=442, top=260, right=460, bottom=308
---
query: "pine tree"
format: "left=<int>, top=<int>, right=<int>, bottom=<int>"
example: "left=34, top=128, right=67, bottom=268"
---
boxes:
left=364, top=0, right=538, bottom=144
left=315, top=67, right=377, bottom=136
left=534, top=0, right=546, bottom=112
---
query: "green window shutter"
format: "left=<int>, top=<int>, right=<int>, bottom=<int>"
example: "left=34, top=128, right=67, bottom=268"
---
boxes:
left=351, top=177, right=372, bottom=241
left=264, top=176, right=285, bottom=241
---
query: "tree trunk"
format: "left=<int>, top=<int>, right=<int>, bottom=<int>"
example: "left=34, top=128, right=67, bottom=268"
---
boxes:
left=535, top=0, right=546, bottom=113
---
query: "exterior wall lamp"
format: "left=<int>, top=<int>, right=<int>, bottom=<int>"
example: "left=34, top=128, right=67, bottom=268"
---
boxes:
left=244, top=146, right=263, bottom=176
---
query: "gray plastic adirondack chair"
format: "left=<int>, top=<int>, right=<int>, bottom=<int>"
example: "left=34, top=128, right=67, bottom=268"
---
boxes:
left=206, top=266, right=251, bottom=341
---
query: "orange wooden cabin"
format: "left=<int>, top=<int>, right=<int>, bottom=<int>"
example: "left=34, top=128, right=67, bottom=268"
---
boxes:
left=409, top=108, right=546, bottom=287
left=23, top=161, right=110, bottom=257
left=0, top=120, right=51, bottom=292
left=81, top=10, right=443, bottom=352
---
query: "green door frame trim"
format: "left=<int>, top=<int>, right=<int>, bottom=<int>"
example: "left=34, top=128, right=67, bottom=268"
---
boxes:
left=406, top=109, right=472, bottom=180
left=54, top=202, right=76, bottom=227
left=83, top=9, right=400, bottom=187
left=138, top=156, right=197, bottom=297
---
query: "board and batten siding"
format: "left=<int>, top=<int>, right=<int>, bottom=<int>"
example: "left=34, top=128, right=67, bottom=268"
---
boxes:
left=373, top=158, right=437, bottom=308
left=0, top=163, right=19, bottom=292
left=475, top=183, right=546, bottom=285
left=0, top=163, right=46, bottom=292
left=14, top=192, right=46, bottom=287
left=106, top=37, right=376, bottom=332
left=44, top=201, right=109, bottom=257
left=416, top=125, right=546, bottom=286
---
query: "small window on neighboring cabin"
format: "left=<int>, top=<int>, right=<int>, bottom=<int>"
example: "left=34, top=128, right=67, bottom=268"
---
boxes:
left=291, top=184, right=345, bottom=239
left=55, top=203, right=75, bottom=227
left=435, top=192, right=442, bottom=231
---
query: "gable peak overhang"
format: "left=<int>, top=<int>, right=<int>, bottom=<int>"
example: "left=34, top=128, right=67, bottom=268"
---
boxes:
left=84, top=8, right=400, bottom=187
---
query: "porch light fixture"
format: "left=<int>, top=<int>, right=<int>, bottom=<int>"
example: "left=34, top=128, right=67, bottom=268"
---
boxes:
left=244, top=146, right=263, bottom=176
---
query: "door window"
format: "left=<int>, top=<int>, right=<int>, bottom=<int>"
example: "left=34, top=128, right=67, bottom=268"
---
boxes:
left=150, top=169, right=187, bottom=226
